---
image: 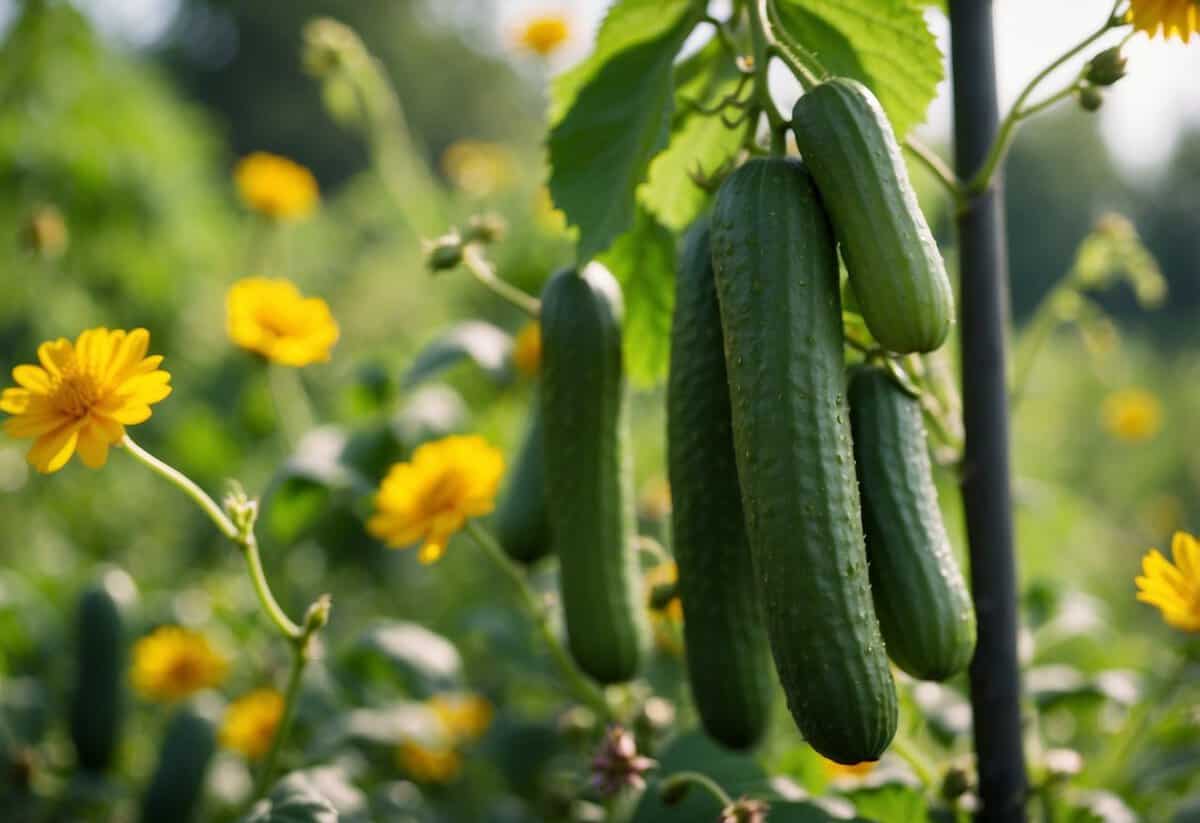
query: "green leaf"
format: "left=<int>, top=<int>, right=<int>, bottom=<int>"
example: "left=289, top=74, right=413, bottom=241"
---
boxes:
left=402, top=322, right=513, bottom=389
left=844, top=779, right=929, bottom=822
left=638, top=38, right=746, bottom=231
left=238, top=773, right=337, bottom=823
left=598, top=208, right=676, bottom=386
left=772, top=0, right=944, bottom=137
left=548, top=0, right=702, bottom=260
left=341, top=620, right=463, bottom=698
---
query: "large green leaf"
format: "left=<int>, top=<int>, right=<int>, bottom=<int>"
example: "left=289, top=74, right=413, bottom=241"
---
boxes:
left=598, top=209, right=676, bottom=386
left=547, top=0, right=703, bottom=261
left=238, top=773, right=337, bottom=823
left=638, top=38, right=746, bottom=232
left=771, top=0, right=943, bottom=137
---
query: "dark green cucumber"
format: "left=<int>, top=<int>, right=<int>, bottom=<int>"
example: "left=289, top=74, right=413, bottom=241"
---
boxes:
left=792, top=78, right=954, bottom=354
left=138, top=704, right=217, bottom=823
left=540, top=265, right=648, bottom=683
left=69, top=584, right=125, bottom=772
left=493, top=393, right=552, bottom=564
left=849, top=365, right=976, bottom=681
left=711, top=157, right=897, bottom=764
left=668, top=217, right=774, bottom=750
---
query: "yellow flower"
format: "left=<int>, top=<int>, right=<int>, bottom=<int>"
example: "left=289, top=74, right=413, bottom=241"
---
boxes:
left=1101, top=388, right=1162, bottom=442
left=429, top=693, right=493, bottom=742
left=221, top=688, right=285, bottom=759
left=1128, top=0, right=1199, bottom=42
left=822, top=757, right=877, bottom=780
left=441, top=140, right=514, bottom=197
left=226, top=277, right=339, bottom=367
left=512, top=323, right=541, bottom=377
left=646, top=561, right=683, bottom=655
left=516, top=13, right=570, bottom=57
left=130, top=626, right=228, bottom=703
left=1136, top=531, right=1200, bottom=632
left=234, top=152, right=319, bottom=220
left=368, top=434, right=505, bottom=563
left=397, top=740, right=462, bottom=783
left=1, top=328, right=171, bottom=473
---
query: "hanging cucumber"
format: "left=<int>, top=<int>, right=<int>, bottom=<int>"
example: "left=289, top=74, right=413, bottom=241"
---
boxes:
left=792, top=78, right=954, bottom=354
left=668, top=216, right=774, bottom=750
left=711, top=156, right=897, bottom=764
left=69, top=584, right=125, bottom=773
left=849, top=365, right=976, bottom=681
left=138, top=703, right=217, bottom=823
left=493, top=394, right=552, bottom=565
left=540, top=265, right=648, bottom=684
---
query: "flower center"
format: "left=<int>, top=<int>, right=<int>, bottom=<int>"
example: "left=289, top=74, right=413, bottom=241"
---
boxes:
left=51, top=368, right=102, bottom=419
left=255, top=304, right=308, bottom=338
left=421, top=468, right=469, bottom=518
left=166, top=655, right=202, bottom=689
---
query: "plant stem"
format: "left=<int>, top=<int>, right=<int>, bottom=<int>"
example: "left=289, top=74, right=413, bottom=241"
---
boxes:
left=948, top=3, right=1029, bottom=821
left=660, top=771, right=734, bottom=808
left=268, top=363, right=316, bottom=448
left=121, top=435, right=237, bottom=541
left=253, top=636, right=311, bottom=797
left=889, top=735, right=937, bottom=788
left=460, top=245, right=541, bottom=318
left=903, top=137, right=964, bottom=204
left=240, top=532, right=303, bottom=641
left=465, top=521, right=609, bottom=719
left=966, top=6, right=1119, bottom=194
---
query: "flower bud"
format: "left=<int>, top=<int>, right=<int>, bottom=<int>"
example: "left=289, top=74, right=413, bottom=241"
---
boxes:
left=20, top=205, right=68, bottom=259
left=1085, top=47, right=1127, bottom=87
left=462, top=213, right=507, bottom=245
left=425, top=233, right=464, bottom=272
left=1078, top=85, right=1104, bottom=112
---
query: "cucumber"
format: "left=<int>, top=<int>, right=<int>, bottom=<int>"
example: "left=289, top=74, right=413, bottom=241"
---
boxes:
left=493, top=393, right=552, bottom=565
left=540, top=264, right=648, bottom=684
left=711, top=157, right=897, bottom=764
left=667, top=216, right=773, bottom=750
left=138, top=703, right=217, bottom=823
left=849, top=365, right=976, bottom=681
left=69, top=585, right=125, bottom=773
left=791, top=78, right=954, bottom=354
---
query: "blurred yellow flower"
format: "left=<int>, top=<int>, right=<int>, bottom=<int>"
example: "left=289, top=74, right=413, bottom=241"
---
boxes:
left=512, top=323, right=541, bottom=377
left=646, top=560, right=683, bottom=655
left=822, top=757, right=877, bottom=780
left=1128, top=0, right=1199, bottom=42
left=1101, top=388, right=1163, bottom=442
left=1136, top=531, right=1200, bottom=632
left=516, top=13, right=570, bottom=57
left=226, top=277, right=339, bottom=367
left=441, top=140, right=514, bottom=197
left=429, top=692, right=493, bottom=742
left=221, top=688, right=284, bottom=759
left=131, top=626, right=227, bottom=703
left=234, top=152, right=319, bottom=220
left=21, top=204, right=68, bottom=259
left=397, top=740, right=462, bottom=783
left=1, top=328, right=171, bottom=473
left=368, top=434, right=505, bottom=563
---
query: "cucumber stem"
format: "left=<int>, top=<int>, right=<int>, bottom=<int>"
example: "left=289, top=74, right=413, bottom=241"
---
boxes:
left=659, top=771, right=734, bottom=808
left=461, top=244, right=541, bottom=318
left=465, top=520, right=611, bottom=720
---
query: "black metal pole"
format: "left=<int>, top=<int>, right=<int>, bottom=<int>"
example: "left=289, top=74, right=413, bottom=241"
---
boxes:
left=948, top=3, right=1028, bottom=821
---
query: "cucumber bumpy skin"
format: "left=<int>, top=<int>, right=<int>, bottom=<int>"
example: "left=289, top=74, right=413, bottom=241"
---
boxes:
left=540, top=264, right=648, bottom=684
left=668, top=216, right=774, bottom=750
left=711, top=156, right=897, bottom=764
left=849, top=365, right=976, bottom=681
left=69, top=585, right=125, bottom=773
left=493, top=394, right=552, bottom=565
left=792, top=77, right=954, bottom=355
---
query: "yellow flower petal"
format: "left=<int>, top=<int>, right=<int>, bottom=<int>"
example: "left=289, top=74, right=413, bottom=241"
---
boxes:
left=1135, top=535, right=1200, bottom=633
left=28, top=422, right=82, bottom=474
left=226, top=277, right=339, bottom=366
left=12, top=366, right=51, bottom=393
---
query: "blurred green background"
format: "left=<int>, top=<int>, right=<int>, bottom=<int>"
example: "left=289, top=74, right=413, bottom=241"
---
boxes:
left=0, top=1, right=1197, bottom=821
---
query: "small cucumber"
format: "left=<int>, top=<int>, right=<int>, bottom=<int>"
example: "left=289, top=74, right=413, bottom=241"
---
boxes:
left=849, top=365, right=976, bottom=681
left=711, top=156, right=897, bottom=764
left=138, top=703, right=217, bottom=823
left=540, top=265, right=648, bottom=684
left=792, top=78, right=954, bottom=354
left=668, top=216, right=773, bottom=750
left=69, top=584, right=125, bottom=773
left=493, top=393, right=552, bottom=565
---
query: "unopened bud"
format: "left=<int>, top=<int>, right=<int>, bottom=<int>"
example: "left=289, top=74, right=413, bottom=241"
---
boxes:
left=425, top=233, right=464, bottom=271
left=1085, top=46, right=1127, bottom=87
left=304, top=594, right=332, bottom=633
left=462, top=213, right=507, bottom=245
left=1078, top=85, right=1104, bottom=112
left=20, top=205, right=68, bottom=259
left=302, top=18, right=362, bottom=76
left=940, top=764, right=972, bottom=802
